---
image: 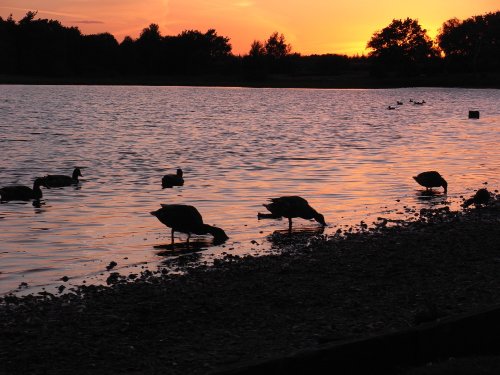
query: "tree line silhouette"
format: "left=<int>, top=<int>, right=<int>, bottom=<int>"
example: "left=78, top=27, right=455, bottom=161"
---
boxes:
left=0, top=10, right=498, bottom=81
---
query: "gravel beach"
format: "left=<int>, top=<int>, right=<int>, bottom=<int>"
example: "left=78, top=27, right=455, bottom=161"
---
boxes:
left=1, top=199, right=499, bottom=375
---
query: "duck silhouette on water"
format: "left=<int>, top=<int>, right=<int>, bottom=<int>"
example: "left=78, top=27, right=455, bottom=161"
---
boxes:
left=258, top=196, right=326, bottom=232
left=42, top=167, right=82, bottom=187
left=413, top=171, right=448, bottom=194
left=150, top=204, right=228, bottom=245
left=0, top=177, right=48, bottom=201
left=162, top=169, right=184, bottom=188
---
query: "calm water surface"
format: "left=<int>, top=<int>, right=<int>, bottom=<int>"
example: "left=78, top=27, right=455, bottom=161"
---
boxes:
left=0, top=85, right=499, bottom=295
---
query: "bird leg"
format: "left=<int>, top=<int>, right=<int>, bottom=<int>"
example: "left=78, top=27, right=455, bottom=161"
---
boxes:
left=187, top=233, right=191, bottom=247
left=171, top=229, right=175, bottom=244
left=288, top=217, right=292, bottom=233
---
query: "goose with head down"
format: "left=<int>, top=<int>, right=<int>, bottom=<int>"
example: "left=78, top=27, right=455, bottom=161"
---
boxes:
left=150, top=204, right=228, bottom=245
left=258, top=196, right=326, bottom=231
left=413, top=171, right=448, bottom=193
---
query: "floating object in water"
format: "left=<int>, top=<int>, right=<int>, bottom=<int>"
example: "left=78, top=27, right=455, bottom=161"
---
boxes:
left=0, top=178, right=48, bottom=201
left=468, top=110, right=480, bottom=119
left=42, top=167, right=82, bottom=187
left=387, top=105, right=396, bottom=110
left=413, top=171, right=447, bottom=193
left=463, top=188, right=490, bottom=208
left=258, top=196, right=326, bottom=231
left=162, top=168, right=184, bottom=188
left=397, top=101, right=403, bottom=105
left=413, top=100, right=425, bottom=105
left=150, top=204, right=228, bottom=244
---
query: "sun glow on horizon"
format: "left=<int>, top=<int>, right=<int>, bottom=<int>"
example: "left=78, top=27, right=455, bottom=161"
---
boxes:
left=1, top=1, right=498, bottom=56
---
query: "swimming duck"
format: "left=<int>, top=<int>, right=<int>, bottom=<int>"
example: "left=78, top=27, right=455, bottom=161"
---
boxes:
left=42, top=167, right=82, bottom=187
left=413, top=171, right=448, bottom=193
left=397, top=101, right=403, bottom=105
left=387, top=105, right=396, bottom=110
left=258, top=196, right=326, bottom=231
left=0, top=178, right=48, bottom=201
left=150, top=204, right=228, bottom=244
left=162, top=168, right=184, bottom=188
left=463, top=188, right=490, bottom=208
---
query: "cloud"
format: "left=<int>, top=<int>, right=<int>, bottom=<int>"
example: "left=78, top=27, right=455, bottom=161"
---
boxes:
left=74, top=20, right=104, bottom=24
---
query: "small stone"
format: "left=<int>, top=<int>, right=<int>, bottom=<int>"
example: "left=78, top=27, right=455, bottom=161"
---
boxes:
left=106, top=261, right=118, bottom=271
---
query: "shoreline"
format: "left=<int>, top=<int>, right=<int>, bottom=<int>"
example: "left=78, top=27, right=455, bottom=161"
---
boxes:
left=1, top=72, right=500, bottom=89
left=1, top=199, right=500, bottom=374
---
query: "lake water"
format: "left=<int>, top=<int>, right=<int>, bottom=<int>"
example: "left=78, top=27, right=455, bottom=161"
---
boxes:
left=0, top=85, right=499, bottom=295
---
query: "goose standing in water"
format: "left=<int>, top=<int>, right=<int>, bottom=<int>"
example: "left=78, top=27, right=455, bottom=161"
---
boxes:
left=42, top=167, right=82, bottom=187
left=413, top=171, right=448, bottom=193
left=162, top=168, right=184, bottom=188
left=150, top=204, right=228, bottom=245
left=258, top=196, right=326, bottom=231
left=0, top=178, right=48, bottom=201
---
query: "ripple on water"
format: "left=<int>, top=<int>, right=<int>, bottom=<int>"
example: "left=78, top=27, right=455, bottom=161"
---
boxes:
left=0, top=86, right=499, bottom=294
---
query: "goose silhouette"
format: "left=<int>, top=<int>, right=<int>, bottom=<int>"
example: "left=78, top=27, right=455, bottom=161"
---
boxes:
left=0, top=178, right=48, bottom=201
left=42, top=167, right=82, bottom=187
left=150, top=204, right=228, bottom=244
left=463, top=188, right=490, bottom=208
left=162, top=169, right=184, bottom=188
left=413, top=171, right=448, bottom=193
left=258, top=196, right=326, bottom=231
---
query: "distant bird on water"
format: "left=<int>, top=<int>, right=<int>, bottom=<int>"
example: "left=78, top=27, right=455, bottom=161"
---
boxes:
left=42, top=167, right=82, bottom=187
left=162, top=168, right=184, bottom=188
left=150, top=204, right=228, bottom=244
left=0, top=178, right=48, bottom=201
left=258, top=196, right=326, bottom=231
left=463, top=188, right=491, bottom=208
left=413, top=171, right=448, bottom=193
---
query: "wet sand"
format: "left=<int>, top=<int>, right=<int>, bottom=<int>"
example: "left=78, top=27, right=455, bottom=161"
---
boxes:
left=1, top=200, right=499, bottom=374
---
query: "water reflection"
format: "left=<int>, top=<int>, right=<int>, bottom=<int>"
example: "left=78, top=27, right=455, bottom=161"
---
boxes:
left=0, top=86, right=499, bottom=294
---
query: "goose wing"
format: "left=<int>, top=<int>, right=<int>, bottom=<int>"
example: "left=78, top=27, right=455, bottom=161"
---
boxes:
left=155, top=204, right=204, bottom=231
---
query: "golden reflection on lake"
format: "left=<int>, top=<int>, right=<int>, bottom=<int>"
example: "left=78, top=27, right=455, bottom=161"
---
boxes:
left=0, top=86, right=499, bottom=294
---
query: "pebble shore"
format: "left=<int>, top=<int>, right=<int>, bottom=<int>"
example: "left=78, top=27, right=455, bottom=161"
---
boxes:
left=1, top=200, right=499, bottom=375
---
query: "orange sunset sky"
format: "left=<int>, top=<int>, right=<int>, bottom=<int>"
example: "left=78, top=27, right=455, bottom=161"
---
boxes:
left=1, top=1, right=498, bottom=56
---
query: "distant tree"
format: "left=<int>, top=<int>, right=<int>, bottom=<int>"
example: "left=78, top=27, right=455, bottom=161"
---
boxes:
left=263, top=32, right=294, bottom=73
left=249, top=40, right=265, bottom=58
left=14, top=11, right=82, bottom=75
left=0, top=14, right=18, bottom=73
left=203, top=29, right=232, bottom=58
left=264, top=32, right=292, bottom=59
left=78, top=33, right=119, bottom=75
left=367, top=18, right=437, bottom=75
left=138, top=23, right=162, bottom=44
left=165, top=29, right=232, bottom=74
left=136, top=24, right=164, bottom=74
left=243, top=40, right=268, bottom=79
left=118, top=36, right=137, bottom=73
left=296, top=54, right=351, bottom=76
left=437, top=11, right=500, bottom=73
